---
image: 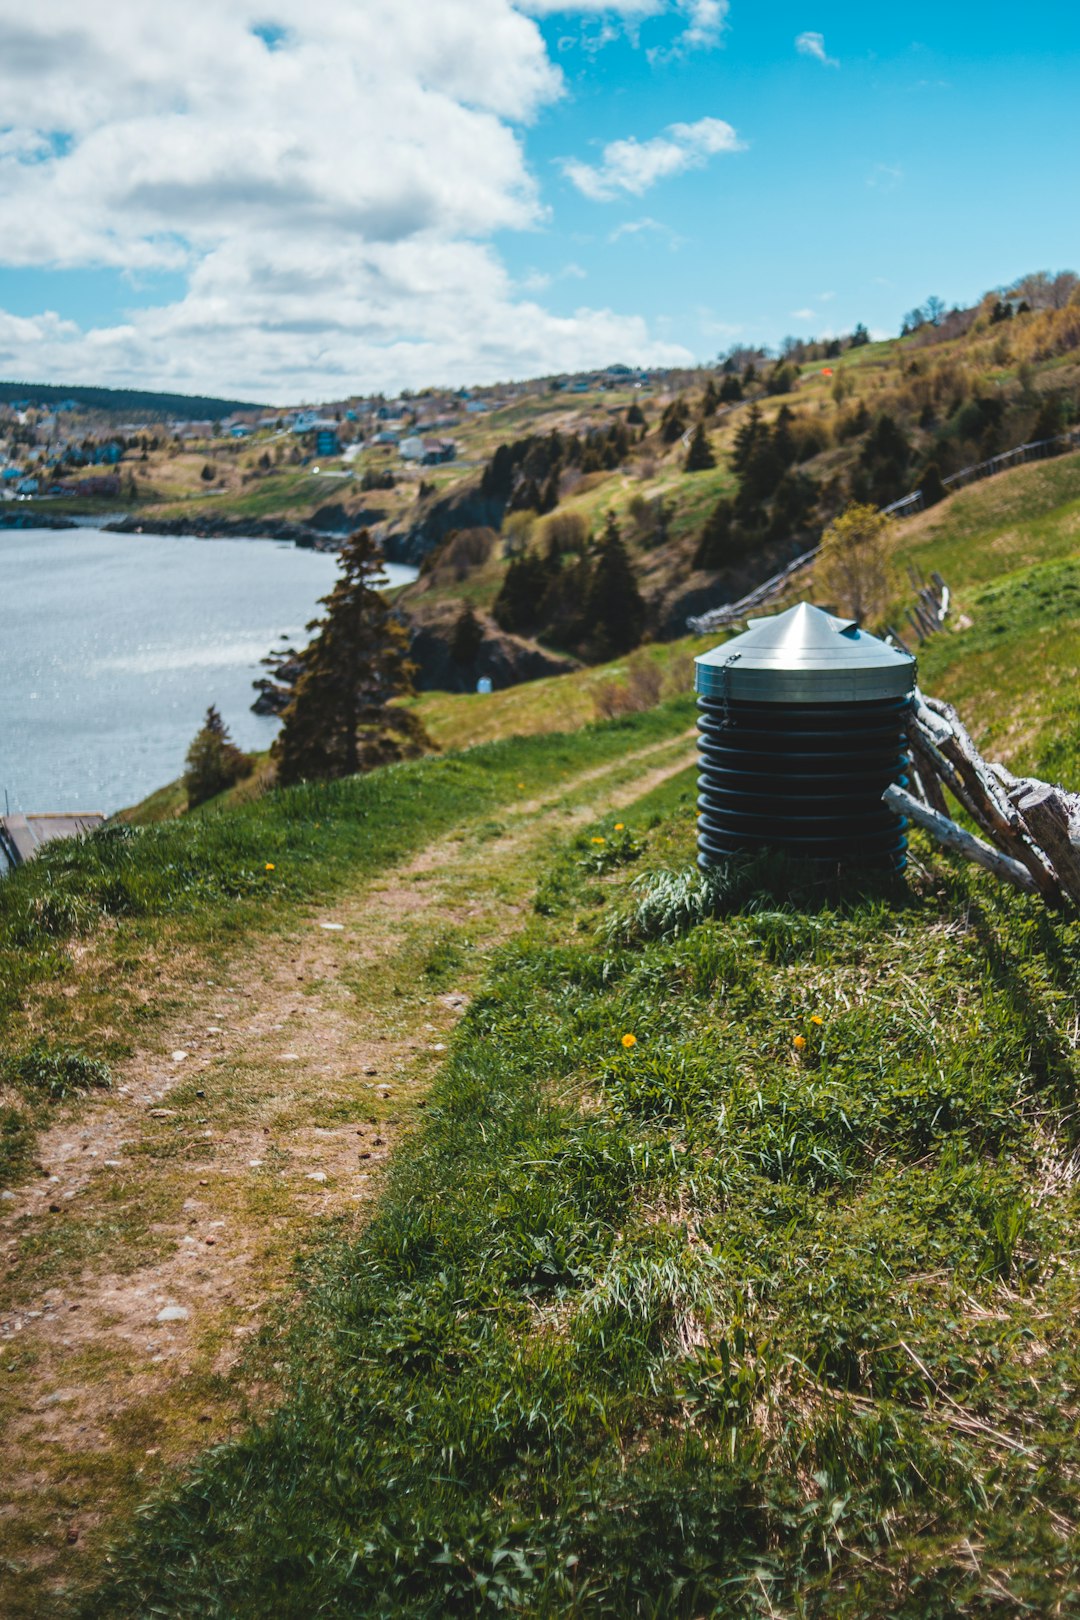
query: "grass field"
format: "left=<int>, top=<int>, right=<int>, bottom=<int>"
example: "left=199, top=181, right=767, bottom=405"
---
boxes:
left=78, top=787, right=1080, bottom=1617
left=4, top=453, right=1080, bottom=1616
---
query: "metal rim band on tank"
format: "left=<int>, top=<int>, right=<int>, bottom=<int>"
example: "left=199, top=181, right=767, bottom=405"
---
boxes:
left=693, top=602, right=916, bottom=872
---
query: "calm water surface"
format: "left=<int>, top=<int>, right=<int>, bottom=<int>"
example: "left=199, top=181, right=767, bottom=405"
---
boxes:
left=0, top=528, right=416, bottom=815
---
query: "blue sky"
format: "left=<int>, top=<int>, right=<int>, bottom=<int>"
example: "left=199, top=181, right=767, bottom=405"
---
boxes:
left=508, top=1, right=1080, bottom=353
left=1, top=1, right=1077, bottom=399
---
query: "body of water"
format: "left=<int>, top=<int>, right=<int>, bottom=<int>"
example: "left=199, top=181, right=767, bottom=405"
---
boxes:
left=0, top=527, right=416, bottom=816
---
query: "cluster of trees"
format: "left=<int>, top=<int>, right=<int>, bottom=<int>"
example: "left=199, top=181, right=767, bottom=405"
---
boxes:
left=479, top=421, right=634, bottom=516
left=492, top=512, right=645, bottom=661
left=693, top=403, right=822, bottom=570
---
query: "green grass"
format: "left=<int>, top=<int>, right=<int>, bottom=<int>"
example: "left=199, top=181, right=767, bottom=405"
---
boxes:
left=0, top=700, right=693, bottom=1188
left=79, top=792, right=1080, bottom=1618
left=896, top=453, right=1080, bottom=593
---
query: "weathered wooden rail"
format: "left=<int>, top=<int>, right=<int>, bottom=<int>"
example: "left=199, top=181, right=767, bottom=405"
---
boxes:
left=884, top=691, right=1080, bottom=910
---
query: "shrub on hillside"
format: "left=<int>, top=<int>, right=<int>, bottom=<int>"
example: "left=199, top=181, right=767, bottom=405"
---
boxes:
left=813, top=503, right=893, bottom=624
left=183, top=706, right=252, bottom=809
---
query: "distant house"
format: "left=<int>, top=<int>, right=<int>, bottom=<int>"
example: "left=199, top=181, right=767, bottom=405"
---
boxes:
left=374, top=428, right=400, bottom=446
left=92, top=442, right=122, bottom=465
left=421, top=438, right=456, bottom=466
left=315, top=427, right=340, bottom=456
left=398, top=435, right=425, bottom=462
left=229, top=424, right=252, bottom=439
left=15, top=477, right=39, bottom=495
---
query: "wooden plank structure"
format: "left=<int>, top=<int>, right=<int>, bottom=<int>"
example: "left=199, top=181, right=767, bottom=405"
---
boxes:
left=881, top=689, right=1080, bottom=910
left=0, top=812, right=106, bottom=868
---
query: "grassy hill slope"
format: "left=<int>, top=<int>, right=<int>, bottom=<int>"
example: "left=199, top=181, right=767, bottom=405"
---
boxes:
left=3, top=456, right=1080, bottom=1616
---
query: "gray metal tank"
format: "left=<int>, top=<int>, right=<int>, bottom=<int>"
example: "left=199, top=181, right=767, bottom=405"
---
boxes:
left=694, top=602, right=916, bottom=871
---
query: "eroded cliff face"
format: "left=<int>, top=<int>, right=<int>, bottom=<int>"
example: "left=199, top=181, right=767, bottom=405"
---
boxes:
left=381, top=482, right=506, bottom=567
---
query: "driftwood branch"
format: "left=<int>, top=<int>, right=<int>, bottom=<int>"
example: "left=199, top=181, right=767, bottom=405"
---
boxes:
left=907, top=690, right=1062, bottom=902
left=897, top=685, right=1080, bottom=910
left=884, top=785, right=1039, bottom=895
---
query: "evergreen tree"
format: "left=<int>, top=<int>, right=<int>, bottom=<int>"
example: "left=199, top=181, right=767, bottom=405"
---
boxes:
left=848, top=323, right=871, bottom=348
left=626, top=401, right=646, bottom=426
left=731, top=404, right=764, bottom=473
left=700, top=379, right=719, bottom=417
left=273, top=530, right=425, bottom=786
left=183, top=706, right=250, bottom=809
left=693, top=498, right=740, bottom=570
left=492, top=552, right=553, bottom=634
left=660, top=398, right=690, bottom=444
left=683, top=422, right=716, bottom=472
left=772, top=404, right=797, bottom=468
left=582, top=513, right=646, bottom=660
left=920, top=462, right=947, bottom=508
left=719, top=374, right=744, bottom=404
left=450, top=604, right=484, bottom=668
left=738, top=436, right=786, bottom=508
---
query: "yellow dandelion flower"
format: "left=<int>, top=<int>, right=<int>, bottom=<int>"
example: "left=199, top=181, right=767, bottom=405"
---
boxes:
left=614, top=822, right=625, bottom=831
left=265, top=863, right=275, bottom=871
left=591, top=836, right=606, bottom=845
left=793, top=1034, right=807, bottom=1051
left=809, top=1015, right=824, bottom=1027
left=517, top=782, right=525, bottom=789
left=621, top=1033, right=637, bottom=1048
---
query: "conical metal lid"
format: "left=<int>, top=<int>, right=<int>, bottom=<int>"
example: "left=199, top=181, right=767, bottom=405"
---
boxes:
left=695, top=601, right=915, bottom=703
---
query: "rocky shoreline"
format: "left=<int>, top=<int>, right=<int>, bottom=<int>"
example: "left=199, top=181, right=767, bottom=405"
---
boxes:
left=104, top=512, right=343, bottom=550
left=2, top=501, right=432, bottom=566
left=0, top=510, right=77, bottom=530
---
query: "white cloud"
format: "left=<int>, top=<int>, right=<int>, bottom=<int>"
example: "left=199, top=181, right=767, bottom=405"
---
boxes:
left=790, top=308, right=816, bottom=321
left=563, top=116, right=743, bottom=201
left=519, top=261, right=588, bottom=290
left=795, top=31, right=838, bottom=67
left=522, top=1, right=729, bottom=55
left=0, top=1, right=693, bottom=395
left=0, top=238, right=693, bottom=400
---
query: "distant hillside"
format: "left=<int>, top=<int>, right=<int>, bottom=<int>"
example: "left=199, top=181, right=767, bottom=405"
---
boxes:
left=0, top=380, right=264, bottom=419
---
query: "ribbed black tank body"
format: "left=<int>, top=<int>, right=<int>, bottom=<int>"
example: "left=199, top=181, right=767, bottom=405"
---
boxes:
left=696, top=694, right=910, bottom=871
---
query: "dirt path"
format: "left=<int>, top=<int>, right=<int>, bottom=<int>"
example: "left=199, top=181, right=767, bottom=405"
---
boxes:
left=0, top=732, right=694, bottom=1615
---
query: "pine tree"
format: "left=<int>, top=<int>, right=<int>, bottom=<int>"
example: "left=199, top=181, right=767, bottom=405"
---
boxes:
left=450, top=604, right=484, bottom=668
left=660, top=398, right=690, bottom=444
left=700, top=379, right=719, bottom=417
left=731, top=404, right=764, bottom=473
left=920, top=462, right=947, bottom=508
left=772, top=404, right=797, bottom=468
left=492, top=552, right=552, bottom=634
left=582, top=513, right=646, bottom=660
left=683, top=422, right=716, bottom=472
left=273, top=529, right=426, bottom=786
left=183, top=706, right=250, bottom=809
left=693, top=498, right=736, bottom=570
